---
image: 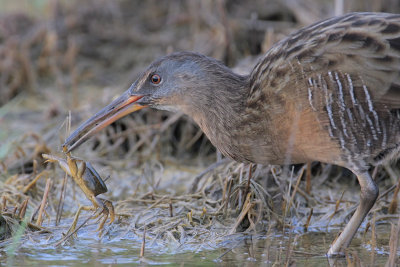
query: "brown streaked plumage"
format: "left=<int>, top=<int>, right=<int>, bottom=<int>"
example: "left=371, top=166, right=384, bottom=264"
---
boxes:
left=63, top=12, right=400, bottom=256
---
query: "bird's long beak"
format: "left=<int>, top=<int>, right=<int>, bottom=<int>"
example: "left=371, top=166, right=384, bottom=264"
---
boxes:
left=63, top=90, right=147, bottom=152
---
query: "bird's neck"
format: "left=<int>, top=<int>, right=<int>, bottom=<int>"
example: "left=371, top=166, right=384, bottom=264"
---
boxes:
left=180, top=73, right=253, bottom=162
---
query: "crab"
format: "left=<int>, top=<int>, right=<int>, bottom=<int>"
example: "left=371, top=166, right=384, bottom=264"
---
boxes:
left=42, top=152, right=115, bottom=234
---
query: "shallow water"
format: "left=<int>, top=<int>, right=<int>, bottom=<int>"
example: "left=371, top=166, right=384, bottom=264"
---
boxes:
left=0, top=220, right=394, bottom=267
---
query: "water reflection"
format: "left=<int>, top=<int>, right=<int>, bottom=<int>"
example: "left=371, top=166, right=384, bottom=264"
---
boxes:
left=0, top=221, right=395, bottom=266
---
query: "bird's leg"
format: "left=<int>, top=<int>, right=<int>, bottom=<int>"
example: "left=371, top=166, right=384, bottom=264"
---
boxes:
left=328, top=170, right=378, bottom=256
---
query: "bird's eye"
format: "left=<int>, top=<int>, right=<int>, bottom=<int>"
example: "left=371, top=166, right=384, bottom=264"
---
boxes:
left=150, top=74, right=161, bottom=84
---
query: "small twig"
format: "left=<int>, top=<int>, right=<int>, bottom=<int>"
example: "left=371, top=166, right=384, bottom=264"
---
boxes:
left=378, top=184, right=397, bottom=200
left=243, top=164, right=253, bottom=207
left=388, top=177, right=400, bottom=214
left=32, top=159, right=37, bottom=177
left=22, top=170, right=48, bottom=194
left=370, top=212, right=376, bottom=265
left=327, top=190, right=345, bottom=226
left=36, top=178, right=52, bottom=226
left=17, top=198, right=29, bottom=219
left=56, top=173, right=68, bottom=226
left=12, top=206, right=17, bottom=217
left=384, top=164, right=399, bottom=186
left=229, top=193, right=252, bottom=234
left=189, top=158, right=231, bottom=193
left=285, top=225, right=297, bottom=267
left=54, top=215, right=92, bottom=247
left=140, top=226, right=146, bottom=258
left=286, top=165, right=306, bottom=213
left=371, top=165, right=379, bottom=181
left=143, top=196, right=167, bottom=213
left=215, top=239, right=243, bottom=261
left=221, top=176, right=229, bottom=205
left=2, top=196, right=7, bottom=211
left=386, top=215, right=400, bottom=267
left=305, top=162, right=312, bottom=194
left=169, top=199, right=173, bottom=217
left=304, top=208, right=313, bottom=232
left=223, top=178, right=233, bottom=217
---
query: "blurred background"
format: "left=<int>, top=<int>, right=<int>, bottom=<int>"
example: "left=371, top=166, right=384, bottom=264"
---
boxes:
left=1, top=0, right=400, bottom=107
left=2, top=0, right=400, bottom=161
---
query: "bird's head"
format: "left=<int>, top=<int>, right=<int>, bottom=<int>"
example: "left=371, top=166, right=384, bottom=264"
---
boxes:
left=128, top=52, right=219, bottom=111
left=63, top=51, right=243, bottom=152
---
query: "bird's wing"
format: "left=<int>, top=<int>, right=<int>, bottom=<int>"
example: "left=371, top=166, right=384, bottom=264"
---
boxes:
left=250, top=12, right=400, bottom=109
